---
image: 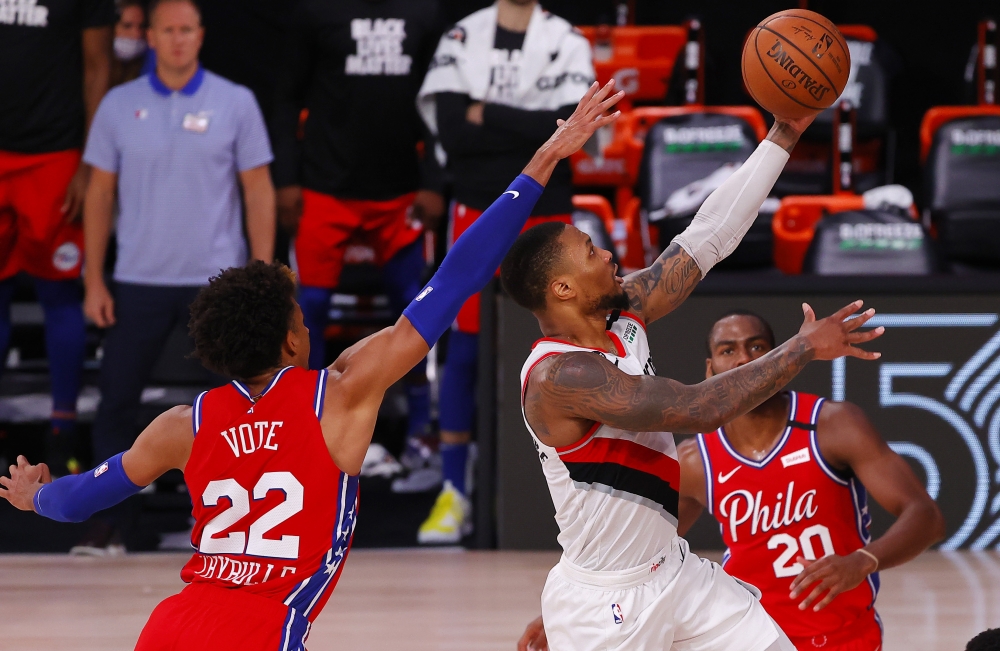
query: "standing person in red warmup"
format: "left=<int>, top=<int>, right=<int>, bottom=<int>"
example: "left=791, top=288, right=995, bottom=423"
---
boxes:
left=518, top=311, right=945, bottom=651
left=0, top=0, right=114, bottom=475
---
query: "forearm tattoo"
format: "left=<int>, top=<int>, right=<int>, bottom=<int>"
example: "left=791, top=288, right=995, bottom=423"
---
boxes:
left=621, top=243, right=702, bottom=322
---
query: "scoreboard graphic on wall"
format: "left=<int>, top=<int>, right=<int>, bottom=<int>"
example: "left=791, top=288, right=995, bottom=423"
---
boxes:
left=494, top=291, right=1000, bottom=551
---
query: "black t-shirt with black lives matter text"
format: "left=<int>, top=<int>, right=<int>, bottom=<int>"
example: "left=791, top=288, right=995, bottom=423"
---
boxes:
left=0, top=0, right=115, bottom=153
left=271, top=0, right=442, bottom=200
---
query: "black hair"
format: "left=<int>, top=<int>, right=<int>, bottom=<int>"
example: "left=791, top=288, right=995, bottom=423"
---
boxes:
left=148, top=0, right=201, bottom=24
left=188, top=261, right=297, bottom=381
left=967, top=628, right=1000, bottom=651
left=500, top=221, right=568, bottom=311
left=705, top=309, right=776, bottom=355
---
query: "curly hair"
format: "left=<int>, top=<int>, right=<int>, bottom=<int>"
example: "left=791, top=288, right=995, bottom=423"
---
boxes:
left=188, top=261, right=297, bottom=381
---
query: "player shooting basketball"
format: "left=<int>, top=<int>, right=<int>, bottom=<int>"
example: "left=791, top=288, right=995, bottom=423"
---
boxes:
left=519, top=311, right=944, bottom=651
left=0, top=80, right=625, bottom=651
left=502, top=107, right=886, bottom=650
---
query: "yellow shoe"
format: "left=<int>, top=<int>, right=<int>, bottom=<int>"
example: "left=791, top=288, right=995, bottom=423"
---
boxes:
left=417, top=481, right=472, bottom=544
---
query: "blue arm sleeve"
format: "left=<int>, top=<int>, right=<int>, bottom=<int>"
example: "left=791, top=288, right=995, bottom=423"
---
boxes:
left=403, top=174, right=544, bottom=346
left=33, top=453, right=143, bottom=523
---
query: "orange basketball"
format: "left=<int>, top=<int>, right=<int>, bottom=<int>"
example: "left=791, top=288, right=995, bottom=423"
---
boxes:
left=742, top=9, right=851, bottom=119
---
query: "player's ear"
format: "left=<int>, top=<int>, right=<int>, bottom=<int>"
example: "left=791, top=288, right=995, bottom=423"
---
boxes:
left=549, top=275, right=575, bottom=302
left=705, top=358, right=714, bottom=379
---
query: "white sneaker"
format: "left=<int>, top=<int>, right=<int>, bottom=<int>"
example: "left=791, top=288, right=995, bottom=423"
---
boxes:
left=417, top=481, right=472, bottom=544
left=360, top=443, right=404, bottom=478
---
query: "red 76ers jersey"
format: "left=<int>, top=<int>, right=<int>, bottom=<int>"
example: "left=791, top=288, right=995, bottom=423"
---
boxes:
left=697, top=392, right=879, bottom=640
left=180, top=366, right=358, bottom=651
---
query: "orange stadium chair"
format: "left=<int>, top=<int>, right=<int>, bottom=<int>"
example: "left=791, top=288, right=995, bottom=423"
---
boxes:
left=773, top=99, right=928, bottom=275
left=570, top=25, right=689, bottom=189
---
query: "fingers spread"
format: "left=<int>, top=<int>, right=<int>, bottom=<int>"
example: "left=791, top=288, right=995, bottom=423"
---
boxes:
left=0, top=476, right=11, bottom=489
left=845, top=308, right=876, bottom=331
left=847, top=327, right=884, bottom=344
left=847, top=347, right=881, bottom=360
left=833, top=300, right=864, bottom=321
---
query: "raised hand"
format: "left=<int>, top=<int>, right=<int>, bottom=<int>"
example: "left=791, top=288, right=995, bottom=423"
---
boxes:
left=0, top=455, right=51, bottom=512
left=798, top=300, right=884, bottom=361
left=539, top=79, right=624, bottom=161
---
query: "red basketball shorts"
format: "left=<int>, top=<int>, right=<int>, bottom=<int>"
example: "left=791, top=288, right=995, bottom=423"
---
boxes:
left=295, top=189, right=423, bottom=288
left=788, top=612, right=882, bottom=651
left=0, top=149, right=83, bottom=281
left=135, top=583, right=302, bottom=651
left=448, top=202, right=572, bottom=334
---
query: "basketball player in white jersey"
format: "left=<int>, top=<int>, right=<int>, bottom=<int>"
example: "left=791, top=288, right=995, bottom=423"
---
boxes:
left=501, top=112, right=885, bottom=651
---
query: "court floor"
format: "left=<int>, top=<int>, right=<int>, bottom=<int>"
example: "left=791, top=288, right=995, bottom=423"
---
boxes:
left=1, top=549, right=998, bottom=650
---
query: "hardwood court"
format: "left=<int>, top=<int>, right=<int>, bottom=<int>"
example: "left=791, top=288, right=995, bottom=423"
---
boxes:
left=1, top=550, right=998, bottom=650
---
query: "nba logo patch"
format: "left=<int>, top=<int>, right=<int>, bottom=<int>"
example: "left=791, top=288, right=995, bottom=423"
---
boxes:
left=611, top=603, right=624, bottom=625
left=94, top=462, right=109, bottom=478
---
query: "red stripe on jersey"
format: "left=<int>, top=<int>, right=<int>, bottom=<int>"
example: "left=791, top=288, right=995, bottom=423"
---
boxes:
left=560, top=436, right=680, bottom=489
left=531, top=335, right=626, bottom=357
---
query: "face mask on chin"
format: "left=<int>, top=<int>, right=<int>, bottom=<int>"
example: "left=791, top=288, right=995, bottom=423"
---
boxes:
left=114, top=36, right=147, bottom=61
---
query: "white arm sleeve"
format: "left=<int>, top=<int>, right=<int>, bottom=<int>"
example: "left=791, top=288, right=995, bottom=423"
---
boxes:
left=671, top=139, right=790, bottom=275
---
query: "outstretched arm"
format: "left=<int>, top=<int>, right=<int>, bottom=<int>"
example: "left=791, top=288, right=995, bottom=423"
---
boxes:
left=0, top=407, right=192, bottom=521
left=322, top=81, right=624, bottom=474
left=526, top=302, right=883, bottom=446
left=789, top=402, right=945, bottom=612
left=621, top=115, right=814, bottom=325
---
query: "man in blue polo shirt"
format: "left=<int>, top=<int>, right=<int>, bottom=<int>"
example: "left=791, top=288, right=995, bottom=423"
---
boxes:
left=78, top=0, right=275, bottom=554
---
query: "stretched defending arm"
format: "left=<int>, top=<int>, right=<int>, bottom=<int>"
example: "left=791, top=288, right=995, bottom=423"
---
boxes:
left=622, top=117, right=813, bottom=325
left=1, top=407, right=193, bottom=522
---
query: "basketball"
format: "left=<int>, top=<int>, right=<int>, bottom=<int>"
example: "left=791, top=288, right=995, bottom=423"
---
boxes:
left=742, top=9, right=851, bottom=119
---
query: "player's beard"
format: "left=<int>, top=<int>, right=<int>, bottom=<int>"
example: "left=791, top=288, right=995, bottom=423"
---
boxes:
left=594, top=285, right=631, bottom=313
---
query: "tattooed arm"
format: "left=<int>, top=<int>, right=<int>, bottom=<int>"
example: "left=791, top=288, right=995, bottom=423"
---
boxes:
left=525, top=301, right=883, bottom=447
left=622, top=114, right=816, bottom=325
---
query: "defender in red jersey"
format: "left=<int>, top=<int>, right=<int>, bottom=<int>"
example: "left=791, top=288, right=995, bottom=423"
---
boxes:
left=1, top=80, right=626, bottom=651
left=676, top=311, right=945, bottom=651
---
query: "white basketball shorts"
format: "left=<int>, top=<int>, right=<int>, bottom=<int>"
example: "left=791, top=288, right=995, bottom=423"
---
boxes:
left=541, top=536, right=782, bottom=651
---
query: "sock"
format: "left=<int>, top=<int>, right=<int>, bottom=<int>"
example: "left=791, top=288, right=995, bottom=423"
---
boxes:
left=438, top=331, right=478, bottom=433
left=298, top=285, right=333, bottom=370
left=0, top=277, right=16, bottom=373
left=440, top=442, right=470, bottom=495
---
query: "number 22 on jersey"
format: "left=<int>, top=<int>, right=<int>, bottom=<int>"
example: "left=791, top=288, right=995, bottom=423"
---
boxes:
left=198, top=471, right=304, bottom=560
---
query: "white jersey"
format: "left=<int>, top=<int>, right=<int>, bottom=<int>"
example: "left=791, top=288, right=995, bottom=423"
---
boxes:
left=520, top=312, right=680, bottom=572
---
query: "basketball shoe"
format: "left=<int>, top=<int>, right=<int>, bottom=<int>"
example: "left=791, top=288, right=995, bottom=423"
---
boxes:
left=416, top=480, right=471, bottom=544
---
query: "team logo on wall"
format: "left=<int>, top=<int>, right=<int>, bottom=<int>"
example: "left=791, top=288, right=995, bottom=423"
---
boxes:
left=52, top=242, right=80, bottom=272
left=833, top=313, right=1000, bottom=550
